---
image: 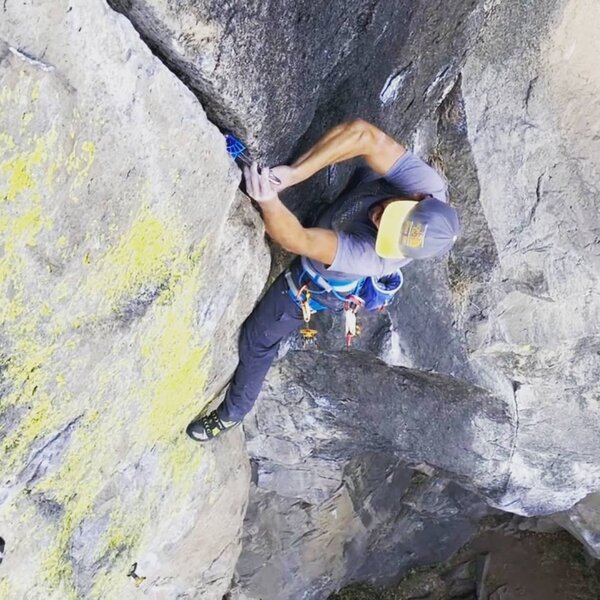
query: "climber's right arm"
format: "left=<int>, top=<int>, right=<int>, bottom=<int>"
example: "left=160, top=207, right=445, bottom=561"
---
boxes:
left=244, top=163, right=338, bottom=265
left=271, top=119, right=406, bottom=190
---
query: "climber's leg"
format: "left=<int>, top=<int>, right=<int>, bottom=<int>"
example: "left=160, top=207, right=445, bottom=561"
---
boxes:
left=186, top=272, right=302, bottom=441
left=219, top=271, right=303, bottom=420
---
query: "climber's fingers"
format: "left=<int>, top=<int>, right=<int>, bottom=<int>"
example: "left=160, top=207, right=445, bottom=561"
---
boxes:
left=244, top=161, right=277, bottom=203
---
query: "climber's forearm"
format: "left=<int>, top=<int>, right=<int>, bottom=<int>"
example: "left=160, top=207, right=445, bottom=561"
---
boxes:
left=259, top=196, right=337, bottom=264
left=259, top=197, right=304, bottom=252
left=290, top=119, right=407, bottom=183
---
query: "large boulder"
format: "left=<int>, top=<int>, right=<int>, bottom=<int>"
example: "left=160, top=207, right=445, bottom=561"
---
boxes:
left=458, top=0, right=600, bottom=515
left=233, top=462, right=491, bottom=600
left=0, top=1, right=268, bottom=598
left=247, top=351, right=515, bottom=505
left=232, top=350, right=505, bottom=599
left=336, top=0, right=600, bottom=517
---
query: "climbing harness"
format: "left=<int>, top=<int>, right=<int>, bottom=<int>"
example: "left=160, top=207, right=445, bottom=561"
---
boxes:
left=285, top=260, right=406, bottom=347
left=286, top=258, right=366, bottom=346
left=225, top=133, right=281, bottom=185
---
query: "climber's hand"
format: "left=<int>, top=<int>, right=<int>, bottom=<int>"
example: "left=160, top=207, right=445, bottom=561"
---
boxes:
left=244, top=162, right=278, bottom=203
left=269, top=165, right=298, bottom=192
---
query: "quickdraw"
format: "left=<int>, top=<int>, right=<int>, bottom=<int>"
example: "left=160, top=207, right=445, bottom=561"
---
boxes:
left=297, top=284, right=318, bottom=344
left=343, top=294, right=364, bottom=348
left=225, top=133, right=281, bottom=185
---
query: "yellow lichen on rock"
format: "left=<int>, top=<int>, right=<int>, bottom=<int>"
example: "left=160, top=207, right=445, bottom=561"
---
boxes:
left=0, top=128, right=56, bottom=202
left=0, top=94, right=213, bottom=593
left=82, top=209, right=180, bottom=313
left=0, top=6, right=258, bottom=597
left=13, top=220, right=213, bottom=594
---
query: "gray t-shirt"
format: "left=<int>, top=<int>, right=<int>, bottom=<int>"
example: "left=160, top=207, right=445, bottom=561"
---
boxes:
left=305, top=151, right=448, bottom=280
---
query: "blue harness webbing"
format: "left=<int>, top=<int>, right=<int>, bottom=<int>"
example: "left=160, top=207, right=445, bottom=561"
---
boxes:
left=286, top=257, right=365, bottom=313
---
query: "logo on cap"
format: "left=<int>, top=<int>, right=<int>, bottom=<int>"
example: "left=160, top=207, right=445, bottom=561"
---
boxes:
left=401, top=221, right=428, bottom=249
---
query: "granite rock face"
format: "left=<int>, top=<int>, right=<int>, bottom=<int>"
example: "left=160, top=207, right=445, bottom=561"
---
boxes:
left=0, top=1, right=268, bottom=598
left=232, top=0, right=600, bottom=595
left=234, top=462, right=491, bottom=600
left=458, top=0, right=600, bottom=515
left=108, top=0, right=485, bottom=164
left=303, top=0, right=600, bottom=517
left=107, top=0, right=492, bottom=233
left=247, top=351, right=514, bottom=506
left=1, top=0, right=600, bottom=598
left=234, top=351, right=506, bottom=599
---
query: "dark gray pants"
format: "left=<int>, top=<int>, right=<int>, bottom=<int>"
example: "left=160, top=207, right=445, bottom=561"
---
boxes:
left=217, top=271, right=304, bottom=422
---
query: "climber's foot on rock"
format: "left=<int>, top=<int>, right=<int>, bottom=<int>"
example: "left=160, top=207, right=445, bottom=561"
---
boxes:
left=186, top=410, right=240, bottom=442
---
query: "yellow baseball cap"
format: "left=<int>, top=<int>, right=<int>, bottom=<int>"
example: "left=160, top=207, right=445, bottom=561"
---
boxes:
left=375, top=200, right=418, bottom=258
left=375, top=197, right=460, bottom=259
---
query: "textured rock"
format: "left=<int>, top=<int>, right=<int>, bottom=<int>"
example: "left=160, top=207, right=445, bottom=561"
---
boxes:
left=248, top=351, right=514, bottom=506
left=229, top=350, right=513, bottom=598
left=331, top=0, right=600, bottom=517
left=107, top=0, right=492, bottom=239
left=554, top=492, right=600, bottom=559
left=233, top=461, right=492, bottom=600
left=458, top=0, right=600, bottom=515
left=108, top=0, right=486, bottom=165
left=0, top=1, right=268, bottom=598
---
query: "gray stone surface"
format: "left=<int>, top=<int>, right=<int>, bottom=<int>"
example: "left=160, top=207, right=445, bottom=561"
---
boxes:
left=554, top=492, right=600, bottom=559
left=459, top=0, right=600, bottom=515
left=108, top=0, right=486, bottom=164
left=108, top=0, right=493, bottom=234
left=0, top=1, right=268, bottom=598
left=229, top=350, right=510, bottom=598
left=233, top=464, right=491, bottom=600
left=247, top=351, right=515, bottom=505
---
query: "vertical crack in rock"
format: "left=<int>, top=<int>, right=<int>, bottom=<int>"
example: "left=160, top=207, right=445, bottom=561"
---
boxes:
left=499, top=382, right=521, bottom=508
left=529, top=170, right=546, bottom=225
left=107, top=1, right=248, bottom=141
left=379, top=62, right=413, bottom=106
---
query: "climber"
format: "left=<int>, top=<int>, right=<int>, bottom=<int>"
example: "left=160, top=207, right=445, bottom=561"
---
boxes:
left=187, top=119, right=459, bottom=442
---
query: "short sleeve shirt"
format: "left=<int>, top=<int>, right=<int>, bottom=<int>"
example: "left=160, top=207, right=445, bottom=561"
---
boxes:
left=305, top=151, right=448, bottom=280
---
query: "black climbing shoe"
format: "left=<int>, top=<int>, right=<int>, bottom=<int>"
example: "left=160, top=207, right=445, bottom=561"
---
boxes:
left=186, top=410, right=240, bottom=442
